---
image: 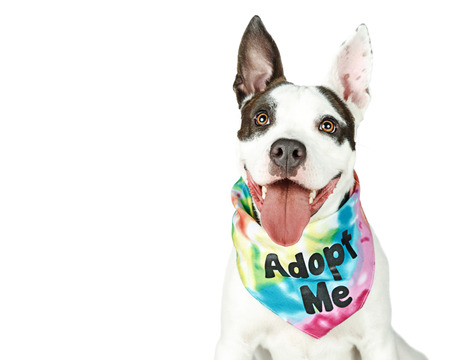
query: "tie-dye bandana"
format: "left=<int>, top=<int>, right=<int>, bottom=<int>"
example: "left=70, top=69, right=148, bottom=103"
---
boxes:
left=231, top=175, right=375, bottom=339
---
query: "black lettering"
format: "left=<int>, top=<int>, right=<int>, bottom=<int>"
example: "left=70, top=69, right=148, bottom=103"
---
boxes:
left=323, top=244, right=345, bottom=281
left=308, top=253, right=325, bottom=276
left=341, top=230, right=357, bottom=259
left=332, top=286, right=352, bottom=308
left=288, top=253, right=309, bottom=278
left=300, top=282, right=334, bottom=314
left=265, top=253, right=289, bottom=278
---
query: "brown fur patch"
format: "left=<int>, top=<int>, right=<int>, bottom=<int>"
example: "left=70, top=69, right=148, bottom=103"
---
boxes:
left=237, top=80, right=289, bottom=141
left=316, top=86, right=356, bottom=150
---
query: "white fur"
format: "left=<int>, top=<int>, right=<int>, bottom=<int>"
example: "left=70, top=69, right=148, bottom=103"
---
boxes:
left=216, top=23, right=427, bottom=360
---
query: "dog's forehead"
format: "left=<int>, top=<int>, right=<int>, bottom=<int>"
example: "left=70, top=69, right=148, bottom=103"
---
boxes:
left=269, top=84, right=356, bottom=150
left=271, top=85, right=342, bottom=123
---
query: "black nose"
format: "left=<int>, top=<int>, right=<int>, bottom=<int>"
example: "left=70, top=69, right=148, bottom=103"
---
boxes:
left=270, top=138, right=307, bottom=176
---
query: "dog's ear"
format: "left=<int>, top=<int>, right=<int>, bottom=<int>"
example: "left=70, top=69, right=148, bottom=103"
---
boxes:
left=327, top=24, right=373, bottom=114
left=233, top=16, right=285, bottom=107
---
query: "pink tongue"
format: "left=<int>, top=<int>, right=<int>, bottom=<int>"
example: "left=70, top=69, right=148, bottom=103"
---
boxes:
left=260, top=180, right=311, bottom=246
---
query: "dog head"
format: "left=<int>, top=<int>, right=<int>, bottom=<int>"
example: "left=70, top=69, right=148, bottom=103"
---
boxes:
left=234, top=16, right=372, bottom=246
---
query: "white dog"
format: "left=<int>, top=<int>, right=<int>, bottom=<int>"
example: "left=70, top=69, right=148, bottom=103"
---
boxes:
left=215, top=16, right=427, bottom=360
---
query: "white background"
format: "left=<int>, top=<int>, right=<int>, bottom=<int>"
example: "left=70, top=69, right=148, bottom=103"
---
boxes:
left=1, top=1, right=448, bottom=359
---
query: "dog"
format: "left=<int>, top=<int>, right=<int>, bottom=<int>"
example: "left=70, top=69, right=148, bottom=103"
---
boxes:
left=215, top=16, right=427, bottom=360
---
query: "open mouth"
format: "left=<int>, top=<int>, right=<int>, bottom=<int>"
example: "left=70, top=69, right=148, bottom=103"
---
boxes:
left=246, top=170, right=341, bottom=246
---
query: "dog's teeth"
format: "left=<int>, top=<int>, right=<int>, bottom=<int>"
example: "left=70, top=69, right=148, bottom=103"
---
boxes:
left=262, top=186, right=267, bottom=200
left=309, top=190, right=317, bottom=204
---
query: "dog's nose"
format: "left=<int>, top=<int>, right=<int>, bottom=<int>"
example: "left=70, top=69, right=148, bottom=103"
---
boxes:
left=270, top=138, right=307, bottom=176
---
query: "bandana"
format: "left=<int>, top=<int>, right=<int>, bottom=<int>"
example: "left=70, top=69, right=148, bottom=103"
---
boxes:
left=231, top=174, right=375, bottom=339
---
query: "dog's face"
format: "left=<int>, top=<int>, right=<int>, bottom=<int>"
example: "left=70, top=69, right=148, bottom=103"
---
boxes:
left=234, top=16, right=372, bottom=246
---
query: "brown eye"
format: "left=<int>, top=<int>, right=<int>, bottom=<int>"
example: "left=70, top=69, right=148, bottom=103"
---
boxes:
left=255, top=112, right=270, bottom=126
left=319, top=118, right=337, bottom=133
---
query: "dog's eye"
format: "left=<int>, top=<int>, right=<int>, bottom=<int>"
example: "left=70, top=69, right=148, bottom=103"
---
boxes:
left=319, top=118, right=337, bottom=134
left=254, top=112, right=270, bottom=126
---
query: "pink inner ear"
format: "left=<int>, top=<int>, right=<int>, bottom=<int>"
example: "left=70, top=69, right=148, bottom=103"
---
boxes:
left=337, top=38, right=371, bottom=109
left=239, top=70, right=272, bottom=97
left=253, top=72, right=272, bottom=92
left=242, top=49, right=274, bottom=94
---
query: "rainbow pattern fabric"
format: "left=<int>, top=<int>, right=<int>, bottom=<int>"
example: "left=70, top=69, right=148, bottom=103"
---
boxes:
left=231, top=175, right=375, bottom=338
